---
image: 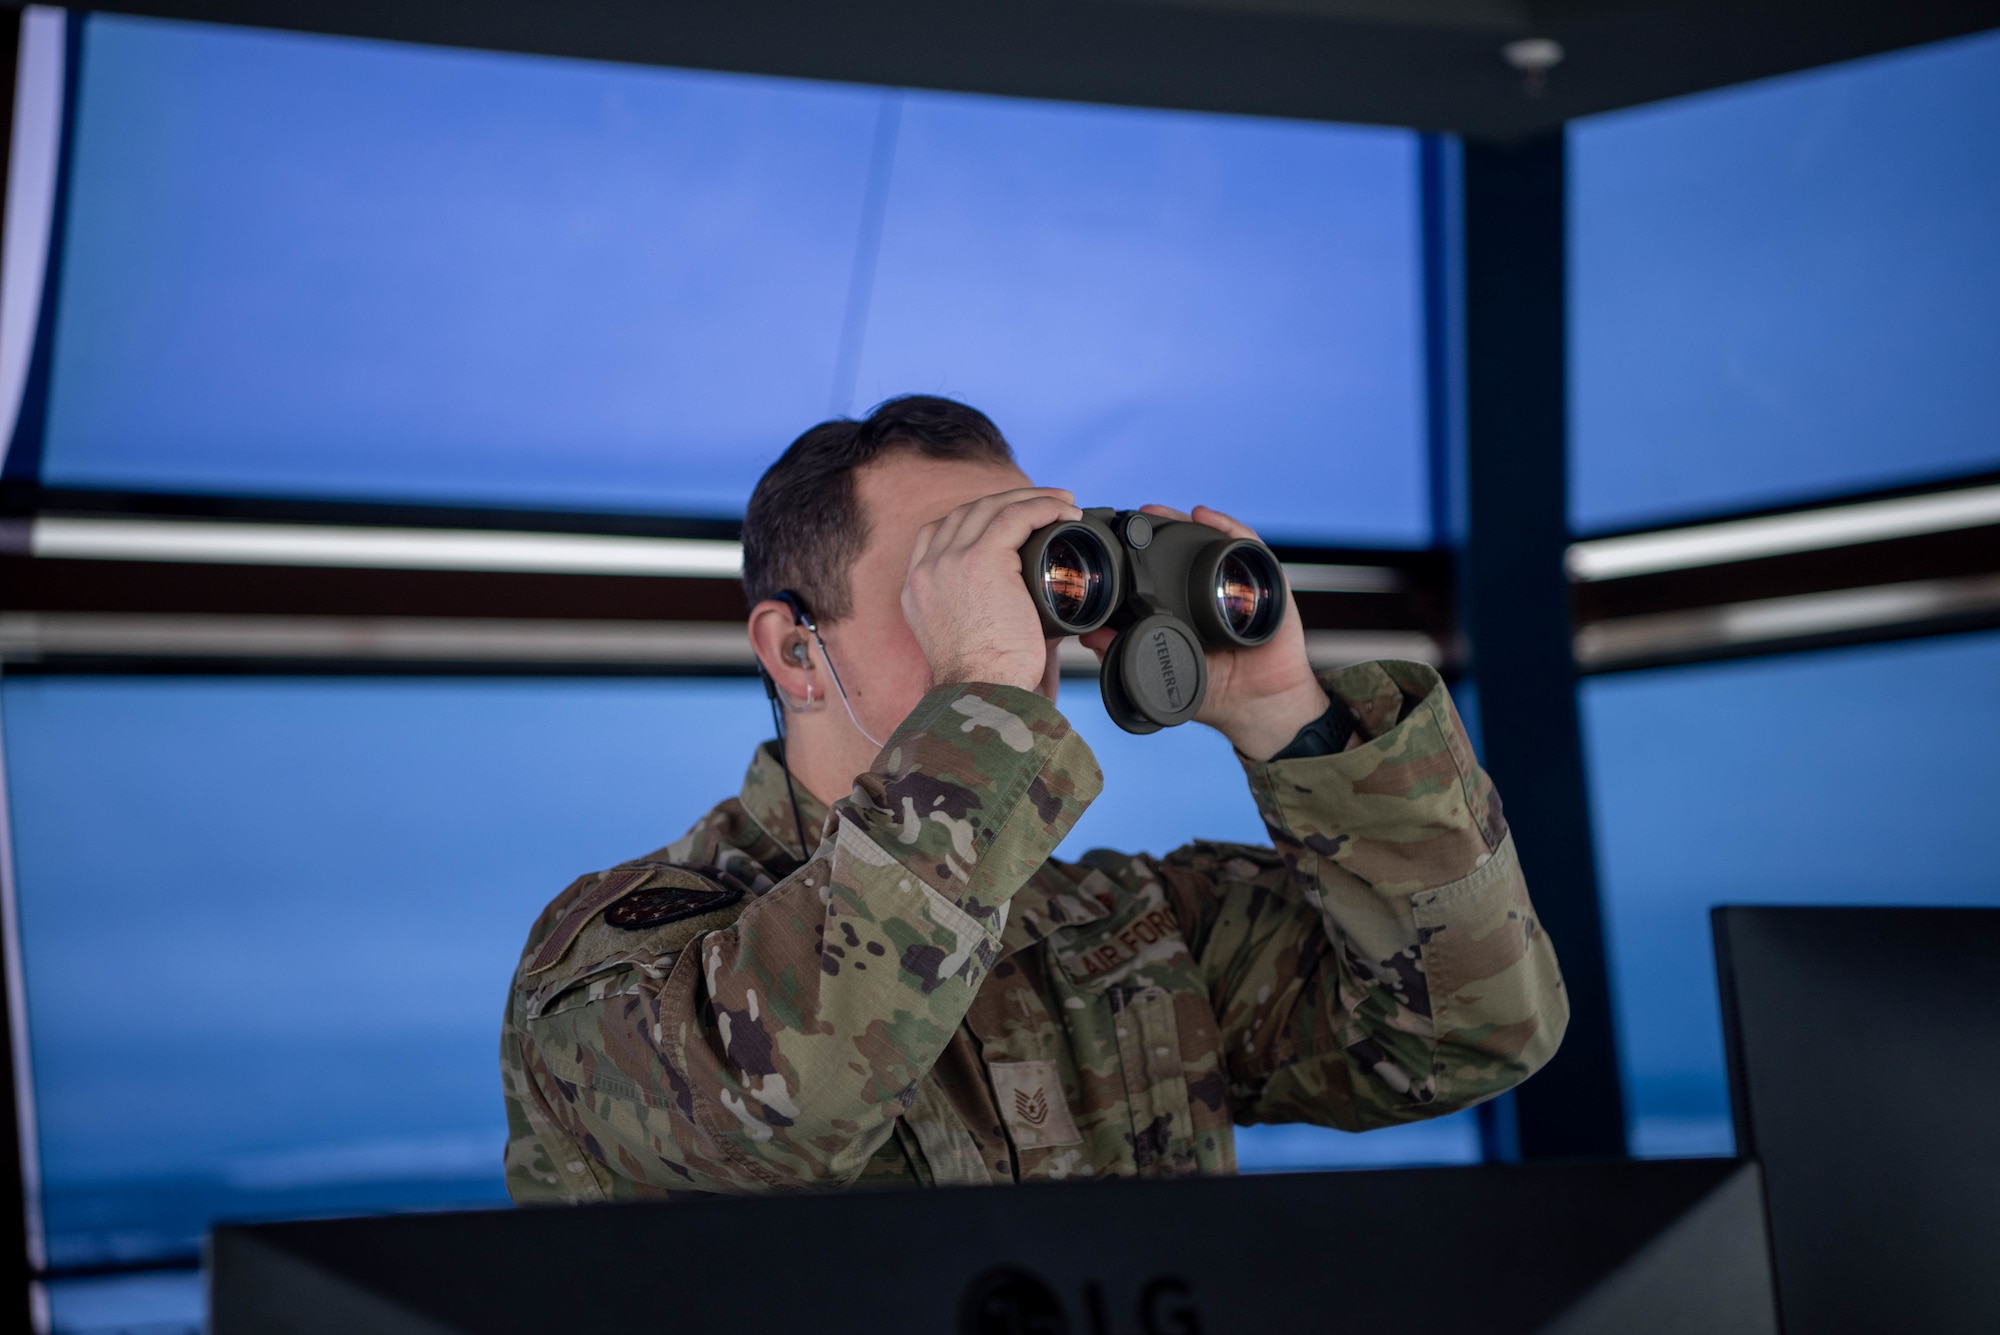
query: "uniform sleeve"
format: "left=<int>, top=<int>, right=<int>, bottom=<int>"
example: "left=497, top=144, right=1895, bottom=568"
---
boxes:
left=1161, top=660, right=1567, bottom=1132
left=509, top=682, right=1100, bottom=1196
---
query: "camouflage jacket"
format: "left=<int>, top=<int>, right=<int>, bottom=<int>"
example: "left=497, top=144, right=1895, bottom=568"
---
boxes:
left=501, top=660, right=1566, bottom=1199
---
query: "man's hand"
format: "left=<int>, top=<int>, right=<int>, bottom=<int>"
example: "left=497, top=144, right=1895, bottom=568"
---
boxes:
left=905, top=487, right=1081, bottom=694
left=1080, top=504, right=1329, bottom=761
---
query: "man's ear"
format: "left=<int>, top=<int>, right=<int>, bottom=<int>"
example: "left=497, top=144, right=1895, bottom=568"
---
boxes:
left=749, top=599, right=814, bottom=702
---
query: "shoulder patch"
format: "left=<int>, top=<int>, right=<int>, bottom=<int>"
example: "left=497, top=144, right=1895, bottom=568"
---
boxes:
left=605, top=870, right=743, bottom=930
left=524, top=863, right=744, bottom=977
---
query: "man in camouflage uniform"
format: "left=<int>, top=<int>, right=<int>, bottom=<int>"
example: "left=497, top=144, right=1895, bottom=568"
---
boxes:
left=502, top=396, right=1567, bottom=1198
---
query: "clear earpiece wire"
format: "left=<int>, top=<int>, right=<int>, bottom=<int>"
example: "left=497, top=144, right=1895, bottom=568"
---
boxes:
left=809, top=628, right=887, bottom=750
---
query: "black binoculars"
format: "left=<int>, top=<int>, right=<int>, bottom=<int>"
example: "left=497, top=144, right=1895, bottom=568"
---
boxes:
left=1019, top=508, right=1289, bottom=733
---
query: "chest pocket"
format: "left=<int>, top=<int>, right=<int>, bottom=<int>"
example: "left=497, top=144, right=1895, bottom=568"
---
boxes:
left=1049, top=892, right=1205, bottom=1177
left=1106, top=985, right=1197, bottom=1174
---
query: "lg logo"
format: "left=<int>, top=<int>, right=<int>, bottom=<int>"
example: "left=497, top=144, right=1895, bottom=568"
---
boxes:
left=959, top=1267, right=1202, bottom=1335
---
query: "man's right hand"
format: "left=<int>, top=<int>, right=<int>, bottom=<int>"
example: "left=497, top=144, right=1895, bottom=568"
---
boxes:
left=903, top=487, right=1080, bottom=693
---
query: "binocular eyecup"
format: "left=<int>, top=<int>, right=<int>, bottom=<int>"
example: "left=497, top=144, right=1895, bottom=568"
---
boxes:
left=1018, top=509, right=1288, bottom=734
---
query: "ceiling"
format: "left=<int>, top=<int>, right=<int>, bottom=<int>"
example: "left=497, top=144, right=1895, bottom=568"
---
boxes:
left=31, top=0, right=2000, bottom=138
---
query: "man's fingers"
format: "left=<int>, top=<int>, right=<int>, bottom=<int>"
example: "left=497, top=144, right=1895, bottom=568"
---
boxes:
left=924, top=487, right=1072, bottom=559
left=1137, top=503, right=1260, bottom=540
left=924, top=500, right=973, bottom=555
left=1078, top=626, right=1116, bottom=663
left=927, top=487, right=1074, bottom=556
left=906, top=517, right=943, bottom=573
left=970, top=495, right=1083, bottom=554
left=1190, top=504, right=1258, bottom=539
left=903, top=486, right=1082, bottom=695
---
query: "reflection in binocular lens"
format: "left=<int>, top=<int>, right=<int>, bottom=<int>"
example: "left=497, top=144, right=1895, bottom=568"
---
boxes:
left=1042, top=533, right=1106, bottom=627
left=1217, top=549, right=1275, bottom=638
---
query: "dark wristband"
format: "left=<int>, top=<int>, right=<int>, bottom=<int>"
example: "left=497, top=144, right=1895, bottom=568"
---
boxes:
left=1269, top=693, right=1359, bottom=761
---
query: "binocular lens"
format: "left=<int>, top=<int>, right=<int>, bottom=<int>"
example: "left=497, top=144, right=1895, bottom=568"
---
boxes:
left=1042, top=532, right=1110, bottom=628
left=1216, top=548, right=1280, bottom=639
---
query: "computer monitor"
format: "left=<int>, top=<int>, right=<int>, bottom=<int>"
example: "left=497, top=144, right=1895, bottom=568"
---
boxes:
left=1714, top=905, right=2000, bottom=1334
left=212, top=1157, right=1773, bottom=1334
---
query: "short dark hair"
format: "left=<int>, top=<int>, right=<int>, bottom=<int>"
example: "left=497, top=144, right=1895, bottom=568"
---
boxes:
left=741, top=395, right=1016, bottom=622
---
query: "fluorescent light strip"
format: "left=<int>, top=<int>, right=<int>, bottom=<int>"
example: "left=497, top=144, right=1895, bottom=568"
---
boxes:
left=1567, top=483, right=2000, bottom=581
left=1301, top=630, right=1440, bottom=667
left=1281, top=563, right=1405, bottom=594
left=0, top=614, right=757, bottom=663
left=21, top=517, right=1409, bottom=597
left=1574, top=573, right=2000, bottom=670
left=27, top=516, right=743, bottom=578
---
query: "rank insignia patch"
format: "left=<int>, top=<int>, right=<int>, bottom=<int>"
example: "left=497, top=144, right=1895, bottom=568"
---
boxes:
left=604, top=879, right=743, bottom=930
left=989, top=1059, right=1083, bottom=1150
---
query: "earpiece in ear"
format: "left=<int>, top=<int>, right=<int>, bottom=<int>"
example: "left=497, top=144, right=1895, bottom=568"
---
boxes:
left=788, top=642, right=809, bottom=665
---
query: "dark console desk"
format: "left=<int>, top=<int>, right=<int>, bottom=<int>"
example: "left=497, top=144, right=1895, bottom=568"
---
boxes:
left=211, top=906, right=2000, bottom=1334
left=213, top=1156, right=1773, bottom=1334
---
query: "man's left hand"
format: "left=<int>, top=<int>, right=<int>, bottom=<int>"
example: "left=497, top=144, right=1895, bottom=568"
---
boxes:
left=1078, top=504, right=1330, bottom=761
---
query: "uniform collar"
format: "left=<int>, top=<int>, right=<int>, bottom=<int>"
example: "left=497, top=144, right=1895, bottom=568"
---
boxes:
left=739, top=741, right=830, bottom=864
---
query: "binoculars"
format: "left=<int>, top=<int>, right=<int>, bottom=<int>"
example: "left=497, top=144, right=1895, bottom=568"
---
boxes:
left=1019, top=508, right=1288, bottom=733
